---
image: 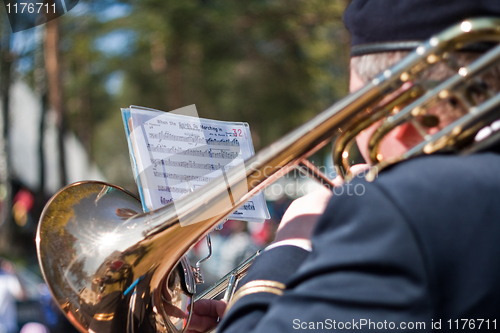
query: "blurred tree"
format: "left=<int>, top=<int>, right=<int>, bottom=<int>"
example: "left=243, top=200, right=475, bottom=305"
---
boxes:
left=45, top=17, right=68, bottom=187
left=15, top=0, right=351, bottom=192
left=121, top=0, right=349, bottom=144
left=0, top=13, right=13, bottom=251
left=61, top=0, right=117, bottom=152
left=90, top=0, right=351, bottom=188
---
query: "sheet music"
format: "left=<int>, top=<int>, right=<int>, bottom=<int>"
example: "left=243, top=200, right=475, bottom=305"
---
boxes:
left=122, top=105, right=270, bottom=222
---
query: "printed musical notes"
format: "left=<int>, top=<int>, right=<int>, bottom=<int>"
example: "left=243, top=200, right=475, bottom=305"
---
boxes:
left=121, top=105, right=270, bottom=222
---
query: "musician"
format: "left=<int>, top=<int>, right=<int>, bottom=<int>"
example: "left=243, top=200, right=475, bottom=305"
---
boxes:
left=188, top=1, right=500, bottom=332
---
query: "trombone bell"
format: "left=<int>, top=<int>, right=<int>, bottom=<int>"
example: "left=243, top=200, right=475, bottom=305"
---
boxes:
left=36, top=182, right=194, bottom=333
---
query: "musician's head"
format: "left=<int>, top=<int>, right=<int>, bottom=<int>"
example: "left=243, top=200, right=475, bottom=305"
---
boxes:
left=343, top=0, right=500, bottom=163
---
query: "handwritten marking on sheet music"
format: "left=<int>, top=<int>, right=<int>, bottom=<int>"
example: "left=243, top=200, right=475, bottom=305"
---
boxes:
left=243, top=201, right=256, bottom=211
left=233, top=128, right=244, bottom=137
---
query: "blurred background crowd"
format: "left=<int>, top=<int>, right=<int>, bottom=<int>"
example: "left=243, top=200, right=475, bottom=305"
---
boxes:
left=0, top=0, right=356, bottom=331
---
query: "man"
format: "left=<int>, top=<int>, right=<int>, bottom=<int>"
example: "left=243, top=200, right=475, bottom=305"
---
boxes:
left=188, top=1, right=500, bottom=332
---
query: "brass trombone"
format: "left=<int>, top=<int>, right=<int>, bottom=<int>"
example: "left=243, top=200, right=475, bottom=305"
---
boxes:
left=37, top=18, right=500, bottom=333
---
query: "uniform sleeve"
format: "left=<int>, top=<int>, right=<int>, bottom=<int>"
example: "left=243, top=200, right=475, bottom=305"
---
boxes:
left=218, top=180, right=434, bottom=333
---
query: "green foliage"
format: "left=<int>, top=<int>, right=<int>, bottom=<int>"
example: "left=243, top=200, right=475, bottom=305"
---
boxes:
left=50, top=0, right=350, bottom=190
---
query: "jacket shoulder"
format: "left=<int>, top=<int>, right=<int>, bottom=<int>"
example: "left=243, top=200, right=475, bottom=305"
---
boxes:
left=347, top=152, right=500, bottom=318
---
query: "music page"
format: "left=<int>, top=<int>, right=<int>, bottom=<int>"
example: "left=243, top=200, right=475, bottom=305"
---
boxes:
left=122, top=105, right=270, bottom=222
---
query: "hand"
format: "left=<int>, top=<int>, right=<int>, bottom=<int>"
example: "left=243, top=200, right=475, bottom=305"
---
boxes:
left=273, top=186, right=332, bottom=244
left=185, top=299, right=227, bottom=333
left=273, top=164, right=369, bottom=244
left=344, top=163, right=370, bottom=181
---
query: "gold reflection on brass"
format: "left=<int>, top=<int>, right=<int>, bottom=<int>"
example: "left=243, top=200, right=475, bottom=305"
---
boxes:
left=93, top=313, right=115, bottom=321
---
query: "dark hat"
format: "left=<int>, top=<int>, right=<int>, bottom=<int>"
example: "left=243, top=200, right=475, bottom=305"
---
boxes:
left=344, top=0, right=500, bottom=56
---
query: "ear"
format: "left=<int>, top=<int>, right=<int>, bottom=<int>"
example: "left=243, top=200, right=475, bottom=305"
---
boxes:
left=349, top=66, right=365, bottom=93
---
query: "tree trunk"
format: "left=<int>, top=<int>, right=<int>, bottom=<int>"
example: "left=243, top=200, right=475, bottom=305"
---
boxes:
left=44, top=19, right=67, bottom=188
left=0, top=18, right=13, bottom=251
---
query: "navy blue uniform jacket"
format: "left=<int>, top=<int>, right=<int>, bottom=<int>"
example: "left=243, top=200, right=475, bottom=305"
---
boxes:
left=218, top=151, right=500, bottom=332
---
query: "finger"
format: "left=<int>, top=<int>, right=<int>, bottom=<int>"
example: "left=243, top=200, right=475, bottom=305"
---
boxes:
left=186, top=314, right=218, bottom=333
left=349, top=163, right=370, bottom=177
left=192, top=299, right=227, bottom=317
left=216, top=299, right=227, bottom=318
left=332, top=164, right=370, bottom=186
left=332, top=175, right=344, bottom=187
left=287, top=188, right=331, bottom=215
left=186, top=300, right=227, bottom=333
